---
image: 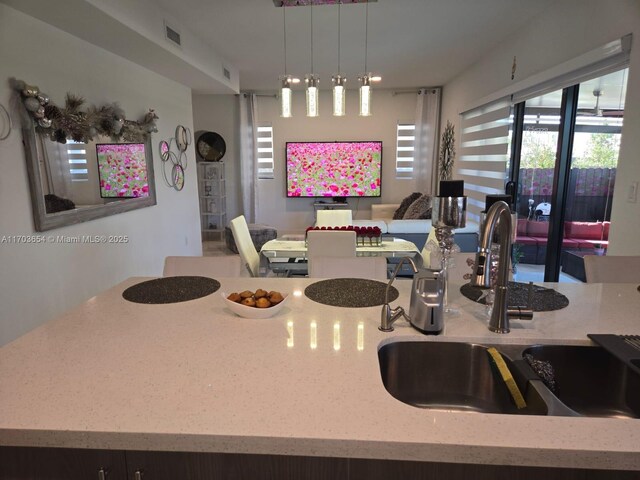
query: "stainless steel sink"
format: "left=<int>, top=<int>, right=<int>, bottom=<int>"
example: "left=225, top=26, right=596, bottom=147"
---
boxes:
left=377, top=341, right=547, bottom=415
left=523, top=345, right=640, bottom=419
left=378, top=341, right=640, bottom=418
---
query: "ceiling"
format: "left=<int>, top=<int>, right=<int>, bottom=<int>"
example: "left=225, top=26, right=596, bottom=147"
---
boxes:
left=154, top=0, right=554, bottom=92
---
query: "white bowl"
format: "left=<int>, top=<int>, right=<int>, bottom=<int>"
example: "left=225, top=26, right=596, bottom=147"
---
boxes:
left=221, top=291, right=289, bottom=319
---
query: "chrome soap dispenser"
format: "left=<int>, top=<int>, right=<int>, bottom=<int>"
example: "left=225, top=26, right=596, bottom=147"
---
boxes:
left=409, top=268, right=445, bottom=334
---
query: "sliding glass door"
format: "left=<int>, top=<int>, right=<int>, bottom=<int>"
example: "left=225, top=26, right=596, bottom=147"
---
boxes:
left=510, top=68, right=627, bottom=282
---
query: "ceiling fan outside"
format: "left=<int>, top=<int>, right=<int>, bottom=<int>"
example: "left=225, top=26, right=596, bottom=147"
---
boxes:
left=577, top=89, right=623, bottom=118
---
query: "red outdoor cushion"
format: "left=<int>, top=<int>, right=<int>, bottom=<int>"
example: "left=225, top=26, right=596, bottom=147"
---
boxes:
left=514, top=236, right=538, bottom=246
left=565, top=221, right=604, bottom=241
left=517, top=219, right=529, bottom=236
left=527, top=221, right=550, bottom=238
left=530, top=236, right=550, bottom=246
left=561, top=238, right=580, bottom=249
left=603, top=222, right=610, bottom=240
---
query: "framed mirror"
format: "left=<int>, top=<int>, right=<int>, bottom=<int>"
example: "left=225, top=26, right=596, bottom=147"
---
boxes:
left=196, top=131, right=226, bottom=162
left=22, top=123, right=157, bottom=231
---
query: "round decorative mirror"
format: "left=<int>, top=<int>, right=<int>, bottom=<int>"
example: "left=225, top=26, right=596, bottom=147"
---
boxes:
left=175, top=125, right=191, bottom=152
left=159, top=140, right=170, bottom=161
left=196, top=131, right=226, bottom=162
left=172, top=163, right=185, bottom=191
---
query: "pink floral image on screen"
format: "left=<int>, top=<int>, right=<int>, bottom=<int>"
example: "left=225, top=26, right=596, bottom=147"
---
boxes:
left=97, top=143, right=149, bottom=198
left=286, top=142, right=382, bottom=197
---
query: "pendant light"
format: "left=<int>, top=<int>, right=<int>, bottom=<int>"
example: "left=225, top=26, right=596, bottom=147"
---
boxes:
left=305, top=4, right=319, bottom=117
left=332, top=3, right=346, bottom=116
left=358, top=2, right=372, bottom=116
left=280, top=7, right=299, bottom=118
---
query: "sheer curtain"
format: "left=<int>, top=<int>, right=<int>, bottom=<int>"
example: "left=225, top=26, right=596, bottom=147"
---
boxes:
left=238, top=93, right=258, bottom=223
left=414, top=88, right=441, bottom=194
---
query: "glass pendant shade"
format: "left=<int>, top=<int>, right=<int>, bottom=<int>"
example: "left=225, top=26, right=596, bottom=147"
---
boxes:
left=332, top=75, right=346, bottom=116
left=280, top=77, right=293, bottom=118
left=305, top=74, right=319, bottom=117
left=359, top=75, right=371, bottom=116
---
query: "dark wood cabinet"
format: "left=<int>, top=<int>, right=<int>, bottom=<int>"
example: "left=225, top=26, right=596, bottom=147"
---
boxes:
left=349, top=458, right=640, bottom=480
left=2, top=447, right=637, bottom=480
left=0, top=447, right=127, bottom=480
left=125, top=451, right=347, bottom=480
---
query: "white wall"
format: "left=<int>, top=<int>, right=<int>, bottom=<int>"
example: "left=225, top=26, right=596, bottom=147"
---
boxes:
left=191, top=94, right=242, bottom=223
left=0, top=4, right=202, bottom=345
left=441, top=0, right=640, bottom=255
left=192, top=89, right=419, bottom=235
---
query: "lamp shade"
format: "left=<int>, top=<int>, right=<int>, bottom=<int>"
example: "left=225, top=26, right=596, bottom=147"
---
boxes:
left=332, top=75, right=346, bottom=116
left=305, top=74, right=319, bottom=117
left=280, top=76, right=293, bottom=118
left=359, top=75, right=371, bottom=116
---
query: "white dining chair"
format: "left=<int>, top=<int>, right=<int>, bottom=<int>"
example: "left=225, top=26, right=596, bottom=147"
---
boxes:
left=584, top=255, right=640, bottom=283
left=306, top=230, right=357, bottom=277
left=316, top=209, right=353, bottom=227
left=309, top=256, right=388, bottom=280
left=230, top=215, right=261, bottom=277
left=162, top=256, right=245, bottom=277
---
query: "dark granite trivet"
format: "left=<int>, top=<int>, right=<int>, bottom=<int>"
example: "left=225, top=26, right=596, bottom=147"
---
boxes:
left=122, top=276, right=220, bottom=304
left=460, top=281, right=569, bottom=312
left=304, top=278, right=398, bottom=308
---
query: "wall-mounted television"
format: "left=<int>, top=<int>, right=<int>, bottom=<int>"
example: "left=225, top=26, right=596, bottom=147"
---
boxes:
left=96, top=143, right=149, bottom=198
left=286, top=141, right=382, bottom=198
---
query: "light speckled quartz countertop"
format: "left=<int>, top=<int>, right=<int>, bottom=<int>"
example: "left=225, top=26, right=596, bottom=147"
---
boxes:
left=1, top=275, right=639, bottom=471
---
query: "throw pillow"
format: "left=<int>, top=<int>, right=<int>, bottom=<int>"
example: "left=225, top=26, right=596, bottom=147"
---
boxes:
left=392, top=192, right=422, bottom=219
left=403, top=194, right=432, bottom=219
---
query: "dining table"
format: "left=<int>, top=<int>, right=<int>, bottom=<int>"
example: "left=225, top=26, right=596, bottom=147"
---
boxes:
left=259, top=237, right=421, bottom=276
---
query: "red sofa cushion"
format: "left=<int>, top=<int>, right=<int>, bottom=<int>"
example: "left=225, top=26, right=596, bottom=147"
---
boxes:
left=562, top=238, right=581, bottom=249
left=517, top=219, right=529, bottom=236
left=527, top=221, right=550, bottom=237
left=603, top=221, right=610, bottom=240
left=515, top=236, right=538, bottom=246
left=565, top=221, right=604, bottom=241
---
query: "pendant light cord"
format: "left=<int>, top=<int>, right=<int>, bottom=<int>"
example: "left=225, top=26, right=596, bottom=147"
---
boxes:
left=311, top=4, right=314, bottom=74
left=337, top=3, right=341, bottom=73
left=283, top=7, right=288, bottom=75
left=364, top=2, right=368, bottom=72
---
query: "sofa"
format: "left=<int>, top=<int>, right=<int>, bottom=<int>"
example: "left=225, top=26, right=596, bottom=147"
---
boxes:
left=515, top=219, right=609, bottom=264
left=352, top=204, right=479, bottom=252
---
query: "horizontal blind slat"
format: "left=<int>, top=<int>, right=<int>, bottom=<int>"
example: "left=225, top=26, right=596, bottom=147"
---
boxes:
left=459, top=98, right=511, bottom=205
left=459, top=143, right=509, bottom=157
left=461, top=124, right=510, bottom=143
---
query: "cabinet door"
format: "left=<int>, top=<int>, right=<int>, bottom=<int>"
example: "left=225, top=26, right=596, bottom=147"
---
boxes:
left=0, top=447, right=127, bottom=480
left=126, top=451, right=347, bottom=480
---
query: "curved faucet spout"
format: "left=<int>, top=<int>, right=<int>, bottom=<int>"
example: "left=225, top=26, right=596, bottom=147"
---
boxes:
left=471, top=201, right=532, bottom=333
left=472, top=201, right=513, bottom=290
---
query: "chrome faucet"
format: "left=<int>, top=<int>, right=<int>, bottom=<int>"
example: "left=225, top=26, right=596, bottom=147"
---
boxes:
left=471, top=201, right=533, bottom=333
left=379, top=257, right=419, bottom=332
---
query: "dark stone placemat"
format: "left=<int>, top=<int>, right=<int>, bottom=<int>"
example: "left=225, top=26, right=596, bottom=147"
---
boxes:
left=123, top=276, right=220, bottom=304
left=460, top=281, right=569, bottom=312
left=305, top=278, right=398, bottom=308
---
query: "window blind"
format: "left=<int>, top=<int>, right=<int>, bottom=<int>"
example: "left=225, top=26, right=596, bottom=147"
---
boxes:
left=458, top=98, right=512, bottom=225
left=256, top=125, right=274, bottom=179
left=395, top=123, right=415, bottom=179
left=66, top=141, right=88, bottom=182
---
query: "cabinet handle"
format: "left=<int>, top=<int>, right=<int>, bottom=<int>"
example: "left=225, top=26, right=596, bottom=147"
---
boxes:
left=134, top=470, right=144, bottom=480
left=97, top=467, right=108, bottom=480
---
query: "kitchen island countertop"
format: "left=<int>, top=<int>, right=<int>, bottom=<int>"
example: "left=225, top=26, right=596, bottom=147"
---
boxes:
left=1, top=275, right=639, bottom=471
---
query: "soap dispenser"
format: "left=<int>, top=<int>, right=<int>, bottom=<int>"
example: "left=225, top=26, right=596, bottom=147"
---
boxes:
left=409, top=268, right=445, bottom=334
